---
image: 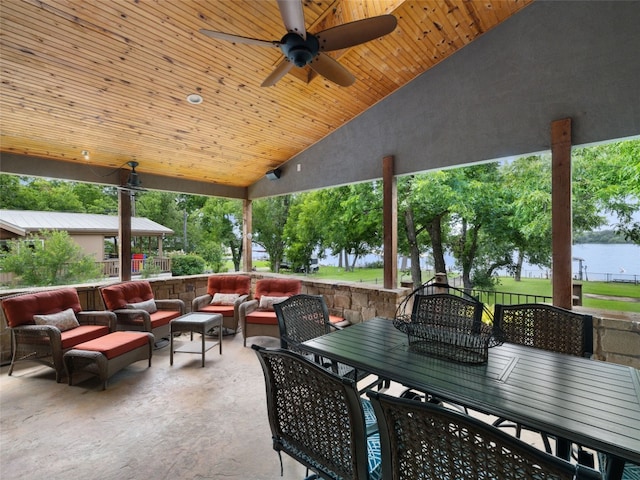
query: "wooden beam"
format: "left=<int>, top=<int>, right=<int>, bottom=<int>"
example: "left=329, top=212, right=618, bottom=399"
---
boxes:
left=383, top=155, right=397, bottom=289
left=242, top=199, right=253, bottom=273
left=551, top=118, right=572, bottom=309
left=118, top=177, right=132, bottom=282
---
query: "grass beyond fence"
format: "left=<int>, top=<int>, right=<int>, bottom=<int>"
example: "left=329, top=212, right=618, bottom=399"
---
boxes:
left=264, top=264, right=639, bottom=313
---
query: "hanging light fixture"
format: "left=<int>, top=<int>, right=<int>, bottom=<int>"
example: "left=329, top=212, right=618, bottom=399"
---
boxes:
left=127, top=161, right=142, bottom=188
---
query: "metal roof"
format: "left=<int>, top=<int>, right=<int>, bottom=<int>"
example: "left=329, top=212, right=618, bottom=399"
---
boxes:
left=0, top=210, right=173, bottom=237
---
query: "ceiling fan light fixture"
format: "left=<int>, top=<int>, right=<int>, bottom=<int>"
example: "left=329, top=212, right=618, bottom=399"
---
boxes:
left=127, top=161, right=142, bottom=187
left=186, top=93, right=203, bottom=105
left=280, top=32, right=319, bottom=67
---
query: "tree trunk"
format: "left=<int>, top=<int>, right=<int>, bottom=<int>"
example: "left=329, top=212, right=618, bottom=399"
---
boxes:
left=427, top=214, right=447, bottom=274
left=515, top=250, right=524, bottom=282
left=404, top=207, right=422, bottom=287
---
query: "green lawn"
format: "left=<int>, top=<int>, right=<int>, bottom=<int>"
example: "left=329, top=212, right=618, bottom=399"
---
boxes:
left=257, top=264, right=639, bottom=313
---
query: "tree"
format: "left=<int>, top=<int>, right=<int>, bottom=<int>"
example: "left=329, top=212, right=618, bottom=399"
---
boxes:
left=283, top=191, right=324, bottom=272
left=197, top=197, right=244, bottom=271
left=1, top=230, right=103, bottom=286
left=253, top=195, right=292, bottom=272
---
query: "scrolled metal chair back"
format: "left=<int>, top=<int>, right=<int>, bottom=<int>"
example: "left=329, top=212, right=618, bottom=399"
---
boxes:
left=367, top=391, right=601, bottom=480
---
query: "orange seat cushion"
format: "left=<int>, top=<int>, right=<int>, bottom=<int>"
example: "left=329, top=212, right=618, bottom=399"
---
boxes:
left=329, top=315, right=344, bottom=324
left=73, top=332, right=150, bottom=360
left=197, top=305, right=234, bottom=317
left=60, top=325, right=110, bottom=350
left=245, top=310, right=278, bottom=325
left=123, top=310, right=180, bottom=329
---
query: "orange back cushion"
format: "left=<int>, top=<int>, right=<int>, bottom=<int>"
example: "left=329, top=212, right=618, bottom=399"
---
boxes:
left=254, top=278, right=301, bottom=301
left=2, top=288, right=81, bottom=328
left=207, top=275, right=251, bottom=296
left=101, top=281, right=154, bottom=310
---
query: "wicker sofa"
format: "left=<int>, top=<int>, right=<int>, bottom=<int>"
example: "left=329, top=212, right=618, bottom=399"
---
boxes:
left=191, top=274, right=251, bottom=335
left=239, top=278, right=302, bottom=346
left=99, top=281, right=185, bottom=347
left=1, top=288, right=116, bottom=382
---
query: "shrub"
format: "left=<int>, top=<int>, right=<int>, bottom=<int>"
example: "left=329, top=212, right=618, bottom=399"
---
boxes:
left=0, top=230, right=103, bottom=286
left=170, top=253, right=206, bottom=276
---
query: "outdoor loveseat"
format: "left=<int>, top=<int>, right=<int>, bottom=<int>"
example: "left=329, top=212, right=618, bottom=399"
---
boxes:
left=239, top=278, right=302, bottom=346
left=1, top=287, right=116, bottom=382
left=191, top=274, right=251, bottom=335
left=99, top=280, right=185, bottom=347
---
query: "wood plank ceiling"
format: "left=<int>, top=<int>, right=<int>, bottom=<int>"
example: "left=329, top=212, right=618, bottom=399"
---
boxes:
left=1, top=0, right=532, bottom=190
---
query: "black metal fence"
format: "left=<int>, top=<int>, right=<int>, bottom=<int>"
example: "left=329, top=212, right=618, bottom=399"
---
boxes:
left=470, top=289, right=552, bottom=306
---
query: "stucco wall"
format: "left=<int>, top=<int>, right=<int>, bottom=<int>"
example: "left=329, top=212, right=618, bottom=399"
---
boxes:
left=1, top=274, right=638, bottom=369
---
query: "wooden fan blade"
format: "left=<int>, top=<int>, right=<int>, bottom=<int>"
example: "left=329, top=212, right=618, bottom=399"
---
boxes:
left=316, top=15, right=397, bottom=52
left=200, top=30, right=280, bottom=48
left=261, top=59, right=295, bottom=87
left=308, top=53, right=355, bottom=87
left=277, top=0, right=306, bottom=39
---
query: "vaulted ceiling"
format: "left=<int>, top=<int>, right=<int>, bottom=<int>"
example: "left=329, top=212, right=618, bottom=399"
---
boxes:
left=0, top=0, right=532, bottom=193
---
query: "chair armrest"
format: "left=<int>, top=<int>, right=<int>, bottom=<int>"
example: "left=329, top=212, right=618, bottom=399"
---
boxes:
left=155, top=299, right=186, bottom=315
left=113, top=308, right=152, bottom=331
left=76, top=311, right=117, bottom=332
left=191, top=294, right=213, bottom=312
left=233, top=294, right=249, bottom=307
left=10, top=323, right=62, bottom=343
left=239, top=299, right=259, bottom=318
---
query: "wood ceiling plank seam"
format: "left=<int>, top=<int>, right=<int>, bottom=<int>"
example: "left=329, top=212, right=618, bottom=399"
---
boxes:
left=439, top=0, right=479, bottom=47
left=134, top=0, right=286, bottom=72
left=8, top=0, right=278, bottom=90
left=172, top=0, right=285, bottom=39
left=346, top=39, right=416, bottom=84
left=396, top=4, right=449, bottom=65
left=0, top=39, right=318, bottom=133
left=421, top=5, right=467, bottom=58
left=1, top=67, right=362, bottom=152
left=5, top=2, right=404, bottom=116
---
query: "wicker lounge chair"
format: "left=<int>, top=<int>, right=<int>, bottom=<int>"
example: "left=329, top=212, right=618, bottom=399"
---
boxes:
left=100, top=280, right=185, bottom=348
left=191, top=274, right=251, bottom=335
left=1, top=288, right=116, bottom=382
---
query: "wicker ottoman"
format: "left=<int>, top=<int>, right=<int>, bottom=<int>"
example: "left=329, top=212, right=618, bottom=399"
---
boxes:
left=64, top=331, right=154, bottom=390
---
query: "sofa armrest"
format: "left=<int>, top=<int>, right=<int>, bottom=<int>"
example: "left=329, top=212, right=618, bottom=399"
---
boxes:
left=155, top=299, right=185, bottom=315
left=191, top=294, right=213, bottom=312
left=76, top=311, right=117, bottom=332
left=113, top=308, right=152, bottom=331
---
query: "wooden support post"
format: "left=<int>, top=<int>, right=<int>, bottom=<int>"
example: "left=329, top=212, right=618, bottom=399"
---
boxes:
left=383, top=156, right=398, bottom=289
left=118, top=185, right=132, bottom=281
left=551, top=118, right=573, bottom=309
left=242, top=199, right=253, bottom=273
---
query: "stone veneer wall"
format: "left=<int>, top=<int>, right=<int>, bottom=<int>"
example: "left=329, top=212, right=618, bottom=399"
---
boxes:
left=1, top=274, right=639, bottom=368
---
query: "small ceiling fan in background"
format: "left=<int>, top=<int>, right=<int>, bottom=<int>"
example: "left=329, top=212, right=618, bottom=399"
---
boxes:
left=118, top=161, right=147, bottom=193
left=200, top=0, right=397, bottom=87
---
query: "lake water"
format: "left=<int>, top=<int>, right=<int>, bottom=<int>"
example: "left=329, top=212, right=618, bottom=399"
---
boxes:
left=316, top=244, right=640, bottom=282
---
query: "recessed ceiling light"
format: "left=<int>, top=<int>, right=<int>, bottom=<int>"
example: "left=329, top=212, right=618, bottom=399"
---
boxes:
left=186, top=93, right=203, bottom=105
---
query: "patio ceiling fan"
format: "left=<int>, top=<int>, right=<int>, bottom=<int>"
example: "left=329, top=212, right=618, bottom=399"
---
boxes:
left=200, top=0, right=397, bottom=87
left=118, top=161, right=147, bottom=193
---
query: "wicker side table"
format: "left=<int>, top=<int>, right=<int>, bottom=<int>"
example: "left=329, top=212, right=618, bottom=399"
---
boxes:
left=170, top=313, right=223, bottom=367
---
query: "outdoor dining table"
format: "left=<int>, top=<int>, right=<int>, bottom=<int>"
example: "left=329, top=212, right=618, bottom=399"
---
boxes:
left=301, top=316, right=640, bottom=480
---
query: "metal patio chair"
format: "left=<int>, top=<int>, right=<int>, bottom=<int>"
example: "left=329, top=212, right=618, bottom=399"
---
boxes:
left=253, top=346, right=381, bottom=480
left=367, top=390, right=601, bottom=480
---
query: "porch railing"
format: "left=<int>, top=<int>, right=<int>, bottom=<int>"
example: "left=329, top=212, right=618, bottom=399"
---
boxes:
left=100, top=257, right=172, bottom=277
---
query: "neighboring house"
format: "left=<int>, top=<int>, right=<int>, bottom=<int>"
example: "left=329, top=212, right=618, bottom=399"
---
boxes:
left=0, top=210, right=173, bottom=275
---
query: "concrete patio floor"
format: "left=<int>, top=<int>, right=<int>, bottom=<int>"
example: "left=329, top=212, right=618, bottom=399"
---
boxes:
left=0, top=332, right=309, bottom=480
left=0, top=329, right=578, bottom=480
